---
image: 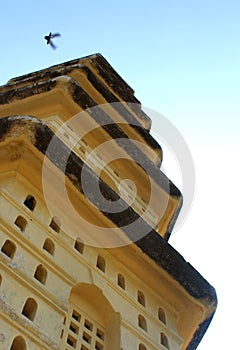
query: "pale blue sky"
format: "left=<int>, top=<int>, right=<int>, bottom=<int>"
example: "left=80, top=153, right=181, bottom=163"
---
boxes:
left=1, top=1, right=240, bottom=349
left=1, top=1, right=239, bottom=139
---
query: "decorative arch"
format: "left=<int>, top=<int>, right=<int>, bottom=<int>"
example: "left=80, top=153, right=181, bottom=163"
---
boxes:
left=50, top=216, right=61, bottom=233
left=22, top=298, right=38, bottom=321
left=24, top=195, right=36, bottom=211
left=161, top=332, right=169, bottom=349
left=138, top=314, right=147, bottom=331
left=96, top=255, right=106, bottom=272
left=117, top=273, right=125, bottom=290
left=10, top=336, right=26, bottom=350
left=61, top=283, right=120, bottom=349
left=137, top=290, right=146, bottom=307
left=158, top=307, right=166, bottom=324
left=34, top=264, right=47, bottom=285
left=14, top=215, right=27, bottom=232
left=1, top=239, right=16, bottom=259
left=43, top=238, right=55, bottom=255
left=74, top=239, right=84, bottom=254
left=139, top=344, right=147, bottom=350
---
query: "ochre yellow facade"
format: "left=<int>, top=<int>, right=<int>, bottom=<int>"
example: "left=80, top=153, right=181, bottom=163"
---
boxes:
left=0, top=54, right=217, bottom=350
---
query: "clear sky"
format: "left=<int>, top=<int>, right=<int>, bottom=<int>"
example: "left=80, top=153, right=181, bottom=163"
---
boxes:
left=1, top=1, right=240, bottom=349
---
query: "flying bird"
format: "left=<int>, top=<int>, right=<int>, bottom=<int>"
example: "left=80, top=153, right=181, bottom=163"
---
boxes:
left=44, top=32, right=61, bottom=49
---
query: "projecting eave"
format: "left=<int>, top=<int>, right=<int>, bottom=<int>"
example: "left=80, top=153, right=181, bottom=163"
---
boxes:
left=0, top=75, right=182, bottom=238
left=6, top=54, right=138, bottom=108
left=0, top=56, right=163, bottom=167
left=0, top=115, right=181, bottom=239
left=1, top=53, right=152, bottom=132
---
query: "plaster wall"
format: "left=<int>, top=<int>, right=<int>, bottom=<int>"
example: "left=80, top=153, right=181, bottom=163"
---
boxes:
left=0, top=173, right=183, bottom=350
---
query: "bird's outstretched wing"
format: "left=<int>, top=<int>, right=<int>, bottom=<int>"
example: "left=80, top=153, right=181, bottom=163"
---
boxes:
left=51, top=33, right=61, bottom=38
left=49, top=40, right=57, bottom=50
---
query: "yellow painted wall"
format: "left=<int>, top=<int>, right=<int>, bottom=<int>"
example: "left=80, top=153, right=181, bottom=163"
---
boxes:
left=0, top=56, right=214, bottom=349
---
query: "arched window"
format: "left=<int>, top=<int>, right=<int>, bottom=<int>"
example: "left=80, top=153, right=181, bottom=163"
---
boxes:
left=34, top=264, right=47, bottom=285
left=24, top=195, right=36, bottom=211
left=161, top=332, right=169, bottom=349
left=139, top=344, right=147, bottom=350
left=74, top=239, right=84, bottom=254
left=1, top=240, right=16, bottom=259
left=10, top=336, right=26, bottom=350
left=138, top=315, right=147, bottom=331
left=137, top=290, right=145, bottom=307
left=14, top=216, right=27, bottom=232
left=50, top=216, right=61, bottom=233
left=61, top=283, right=119, bottom=349
left=117, top=273, right=125, bottom=290
left=22, top=298, right=38, bottom=321
left=96, top=255, right=106, bottom=272
left=158, top=307, right=166, bottom=324
left=43, top=238, right=55, bottom=255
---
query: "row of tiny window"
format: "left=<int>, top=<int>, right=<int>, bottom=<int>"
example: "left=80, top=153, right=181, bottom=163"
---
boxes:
left=2, top=231, right=167, bottom=327
left=14, top=207, right=168, bottom=325
left=14, top=193, right=60, bottom=232
left=139, top=332, right=169, bottom=349
left=95, top=255, right=167, bottom=325
left=16, top=195, right=168, bottom=325
left=14, top=214, right=60, bottom=234
left=1, top=241, right=47, bottom=284
left=137, top=316, right=170, bottom=348
left=63, top=312, right=170, bottom=350
left=1, top=261, right=169, bottom=349
left=4, top=336, right=169, bottom=350
left=63, top=306, right=169, bottom=349
left=19, top=196, right=154, bottom=317
left=0, top=278, right=170, bottom=350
